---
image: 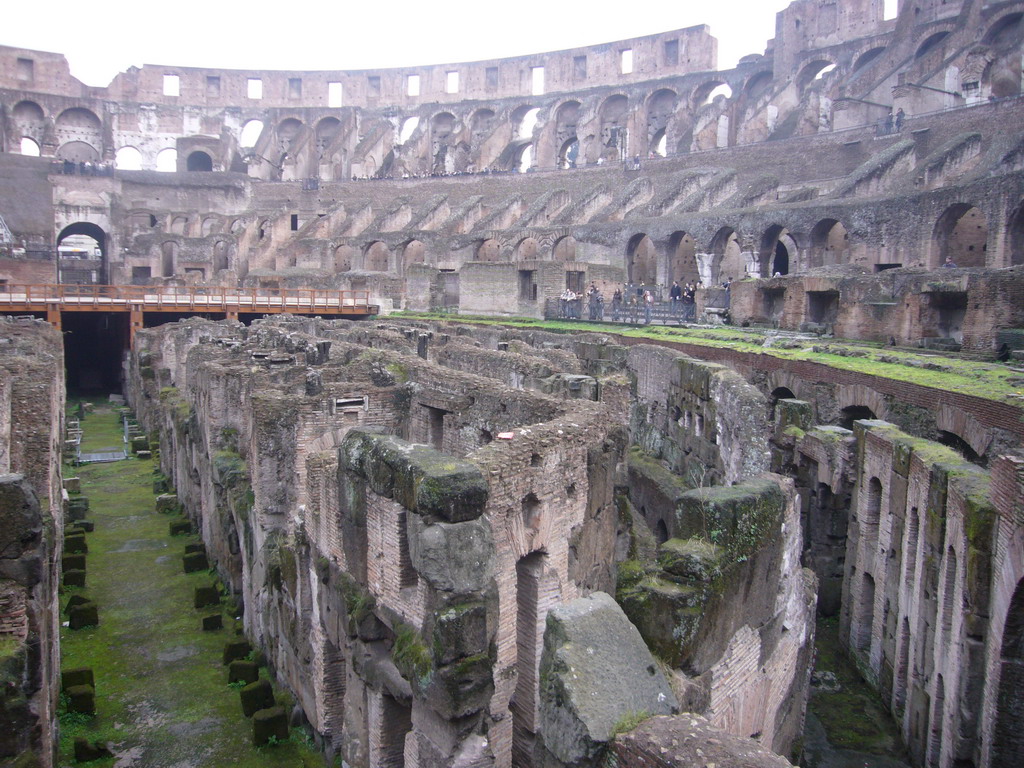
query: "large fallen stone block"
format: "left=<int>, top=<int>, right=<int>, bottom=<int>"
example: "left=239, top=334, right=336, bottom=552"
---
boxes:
left=64, top=534, right=88, bottom=554
left=73, top=738, right=112, bottom=762
left=63, top=569, right=86, bottom=588
left=62, top=554, right=86, bottom=572
left=611, top=714, right=795, bottom=767
left=183, top=552, right=209, bottom=573
left=61, top=667, right=94, bottom=690
left=155, top=493, right=179, bottom=513
left=223, top=639, right=252, bottom=665
left=202, top=614, right=223, bottom=631
left=194, top=585, right=220, bottom=609
left=538, top=591, right=676, bottom=767
left=169, top=519, right=191, bottom=536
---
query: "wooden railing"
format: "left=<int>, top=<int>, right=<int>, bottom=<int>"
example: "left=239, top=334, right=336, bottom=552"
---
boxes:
left=0, top=283, right=376, bottom=313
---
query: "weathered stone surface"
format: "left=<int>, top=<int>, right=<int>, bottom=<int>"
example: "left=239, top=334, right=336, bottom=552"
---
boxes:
left=228, top=659, right=260, bottom=684
left=657, top=538, right=721, bottom=581
left=424, top=653, right=493, bottom=720
left=201, top=613, right=223, bottom=631
left=61, top=667, right=94, bottom=690
left=406, top=515, right=494, bottom=594
left=252, top=705, right=289, bottom=745
left=183, top=552, right=209, bottom=573
left=73, top=738, right=112, bottom=762
left=63, top=533, right=87, bottom=554
left=68, top=602, right=98, bottom=630
left=431, top=602, right=489, bottom=666
left=63, top=569, right=86, bottom=588
left=223, top=639, right=252, bottom=665
left=611, top=714, right=794, bottom=767
left=194, top=585, right=219, bottom=609
left=240, top=679, right=275, bottom=718
left=341, top=430, right=488, bottom=522
left=155, top=493, right=179, bottom=513
left=65, top=684, right=95, bottom=714
left=538, top=592, right=676, bottom=766
left=168, top=519, right=191, bottom=536
left=61, top=554, right=86, bottom=572
left=64, top=595, right=90, bottom=614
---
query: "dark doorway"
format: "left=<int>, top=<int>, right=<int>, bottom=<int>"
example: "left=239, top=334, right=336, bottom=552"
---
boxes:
left=63, top=312, right=129, bottom=394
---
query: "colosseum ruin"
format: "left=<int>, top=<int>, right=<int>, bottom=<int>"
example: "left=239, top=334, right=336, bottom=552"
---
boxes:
left=1, top=1, right=1023, bottom=767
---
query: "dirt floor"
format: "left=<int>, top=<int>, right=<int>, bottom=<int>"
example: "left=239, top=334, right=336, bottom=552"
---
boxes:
left=58, top=399, right=326, bottom=767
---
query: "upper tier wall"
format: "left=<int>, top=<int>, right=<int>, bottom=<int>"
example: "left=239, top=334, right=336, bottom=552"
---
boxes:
left=0, top=25, right=718, bottom=108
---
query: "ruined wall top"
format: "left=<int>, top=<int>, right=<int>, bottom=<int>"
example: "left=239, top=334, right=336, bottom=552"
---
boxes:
left=0, top=24, right=719, bottom=108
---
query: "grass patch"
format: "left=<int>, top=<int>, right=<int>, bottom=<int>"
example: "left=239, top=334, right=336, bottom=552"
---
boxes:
left=59, top=403, right=325, bottom=767
left=395, top=313, right=1024, bottom=406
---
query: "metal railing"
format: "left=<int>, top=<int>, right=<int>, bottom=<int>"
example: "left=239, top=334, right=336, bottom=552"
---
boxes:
left=544, top=298, right=701, bottom=325
left=0, top=283, right=375, bottom=312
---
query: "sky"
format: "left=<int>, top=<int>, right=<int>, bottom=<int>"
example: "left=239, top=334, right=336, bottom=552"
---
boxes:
left=2, top=1, right=805, bottom=87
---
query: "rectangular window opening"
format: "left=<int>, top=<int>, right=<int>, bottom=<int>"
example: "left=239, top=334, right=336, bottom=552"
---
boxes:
left=206, top=75, right=221, bottom=97
left=247, top=78, right=263, bottom=100
left=288, top=77, right=302, bottom=99
left=406, top=74, right=421, bottom=97
left=620, top=49, right=634, bottom=74
left=486, top=66, right=499, bottom=91
left=531, top=66, right=545, bottom=96
left=446, top=71, right=459, bottom=94
left=290, top=214, right=300, bottom=231
left=163, top=74, right=180, bottom=97
left=573, top=56, right=587, bottom=81
left=16, top=58, right=34, bottom=82
left=664, top=39, right=679, bottom=66
left=367, top=75, right=381, bottom=97
left=328, top=81, right=343, bottom=107
left=518, top=270, right=537, bottom=301
left=334, top=396, right=367, bottom=412
left=565, top=271, right=585, bottom=294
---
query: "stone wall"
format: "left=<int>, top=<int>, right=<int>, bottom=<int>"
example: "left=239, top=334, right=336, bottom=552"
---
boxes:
left=0, top=317, right=65, bottom=768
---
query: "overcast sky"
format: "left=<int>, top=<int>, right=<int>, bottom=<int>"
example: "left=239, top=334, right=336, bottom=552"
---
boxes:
left=5, top=1, right=899, bottom=87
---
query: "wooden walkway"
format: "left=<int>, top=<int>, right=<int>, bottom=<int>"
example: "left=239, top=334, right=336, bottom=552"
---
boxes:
left=0, top=283, right=379, bottom=343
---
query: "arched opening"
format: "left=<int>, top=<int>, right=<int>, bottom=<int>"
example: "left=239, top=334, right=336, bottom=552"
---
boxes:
left=895, top=616, right=912, bottom=714
left=668, top=231, right=698, bottom=285
left=984, top=13, right=1024, bottom=47
left=275, top=118, right=303, bottom=155
left=54, top=107, right=102, bottom=159
left=314, top=117, right=341, bottom=153
left=744, top=71, right=773, bottom=97
left=797, top=60, right=837, bottom=90
left=840, top=405, right=876, bottom=429
left=552, top=236, right=577, bottom=262
left=57, top=222, right=106, bottom=263
left=12, top=101, right=45, bottom=147
left=929, top=674, right=946, bottom=764
left=647, top=89, right=677, bottom=156
left=430, top=112, right=457, bottom=174
left=515, top=237, right=538, bottom=261
left=934, top=204, right=987, bottom=268
left=555, top=101, right=580, bottom=169
left=213, top=240, right=230, bottom=273
left=915, top=31, right=950, bottom=60
left=364, top=241, right=390, bottom=272
left=20, top=137, right=40, bottom=156
left=512, top=106, right=540, bottom=141
left=992, top=576, right=1024, bottom=765
left=711, top=227, right=744, bottom=285
left=401, top=240, right=425, bottom=273
left=855, top=571, right=876, bottom=652
left=761, top=225, right=794, bottom=276
left=240, top=119, right=264, bottom=148
left=476, top=239, right=501, bottom=262
left=809, top=218, right=849, bottom=268
left=56, top=141, right=99, bottom=163
left=627, top=234, right=657, bottom=285
left=558, top=138, right=580, bottom=169
left=599, top=95, right=629, bottom=162
left=654, top=519, right=669, bottom=545
left=115, top=146, right=142, bottom=170
left=937, top=430, right=982, bottom=464
left=186, top=151, right=213, bottom=172
left=516, top=144, right=534, bottom=173
left=694, top=81, right=732, bottom=107
left=853, top=47, right=886, bottom=73
left=333, top=245, right=354, bottom=272
left=156, top=148, right=178, bottom=172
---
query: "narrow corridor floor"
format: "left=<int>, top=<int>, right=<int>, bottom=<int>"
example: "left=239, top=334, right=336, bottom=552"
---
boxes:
left=59, top=400, right=323, bottom=767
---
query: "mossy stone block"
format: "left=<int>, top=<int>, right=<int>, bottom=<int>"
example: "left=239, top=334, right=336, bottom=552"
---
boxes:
left=156, top=493, right=179, bottom=513
left=202, top=614, right=223, bottom=631
left=64, top=595, right=90, bottom=614
left=62, top=554, right=86, bottom=572
left=194, top=585, right=220, bottom=609
left=66, top=684, right=95, bottom=714
left=169, top=519, right=192, bottom=536
left=228, top=659, right=260, bottom=684
left=223, top=639, right=252, bottom=665
left=658, top=538, right=722, bottom=581
left=64, top=477, right=81, bottom=493
left=432, top=602, right=489, bottom=666
left=73, top=738, right=112, bottom=762
left=153, top=476, right=170, bottom=494
left=69, top=602, right=98, bottom=630
left=183, top=552, right=209, bottom=573
left=76, top=520, right=95, bottom=533
left=136, top=450, right=152, bottom=460
left=63, top=569, right=86, bottom=588
left=252, top=705, right=288, bottom=745
left=131, top=435, right=149, bottom=453
left=64, top=534, right=88, bottom=554
left=184, top=543, right=205, bottom=555
left=240, top=679, right=275, bottom=718
left=67, top=496, right=90, bottom=520
left=62, top=667, right=94, bottom=690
